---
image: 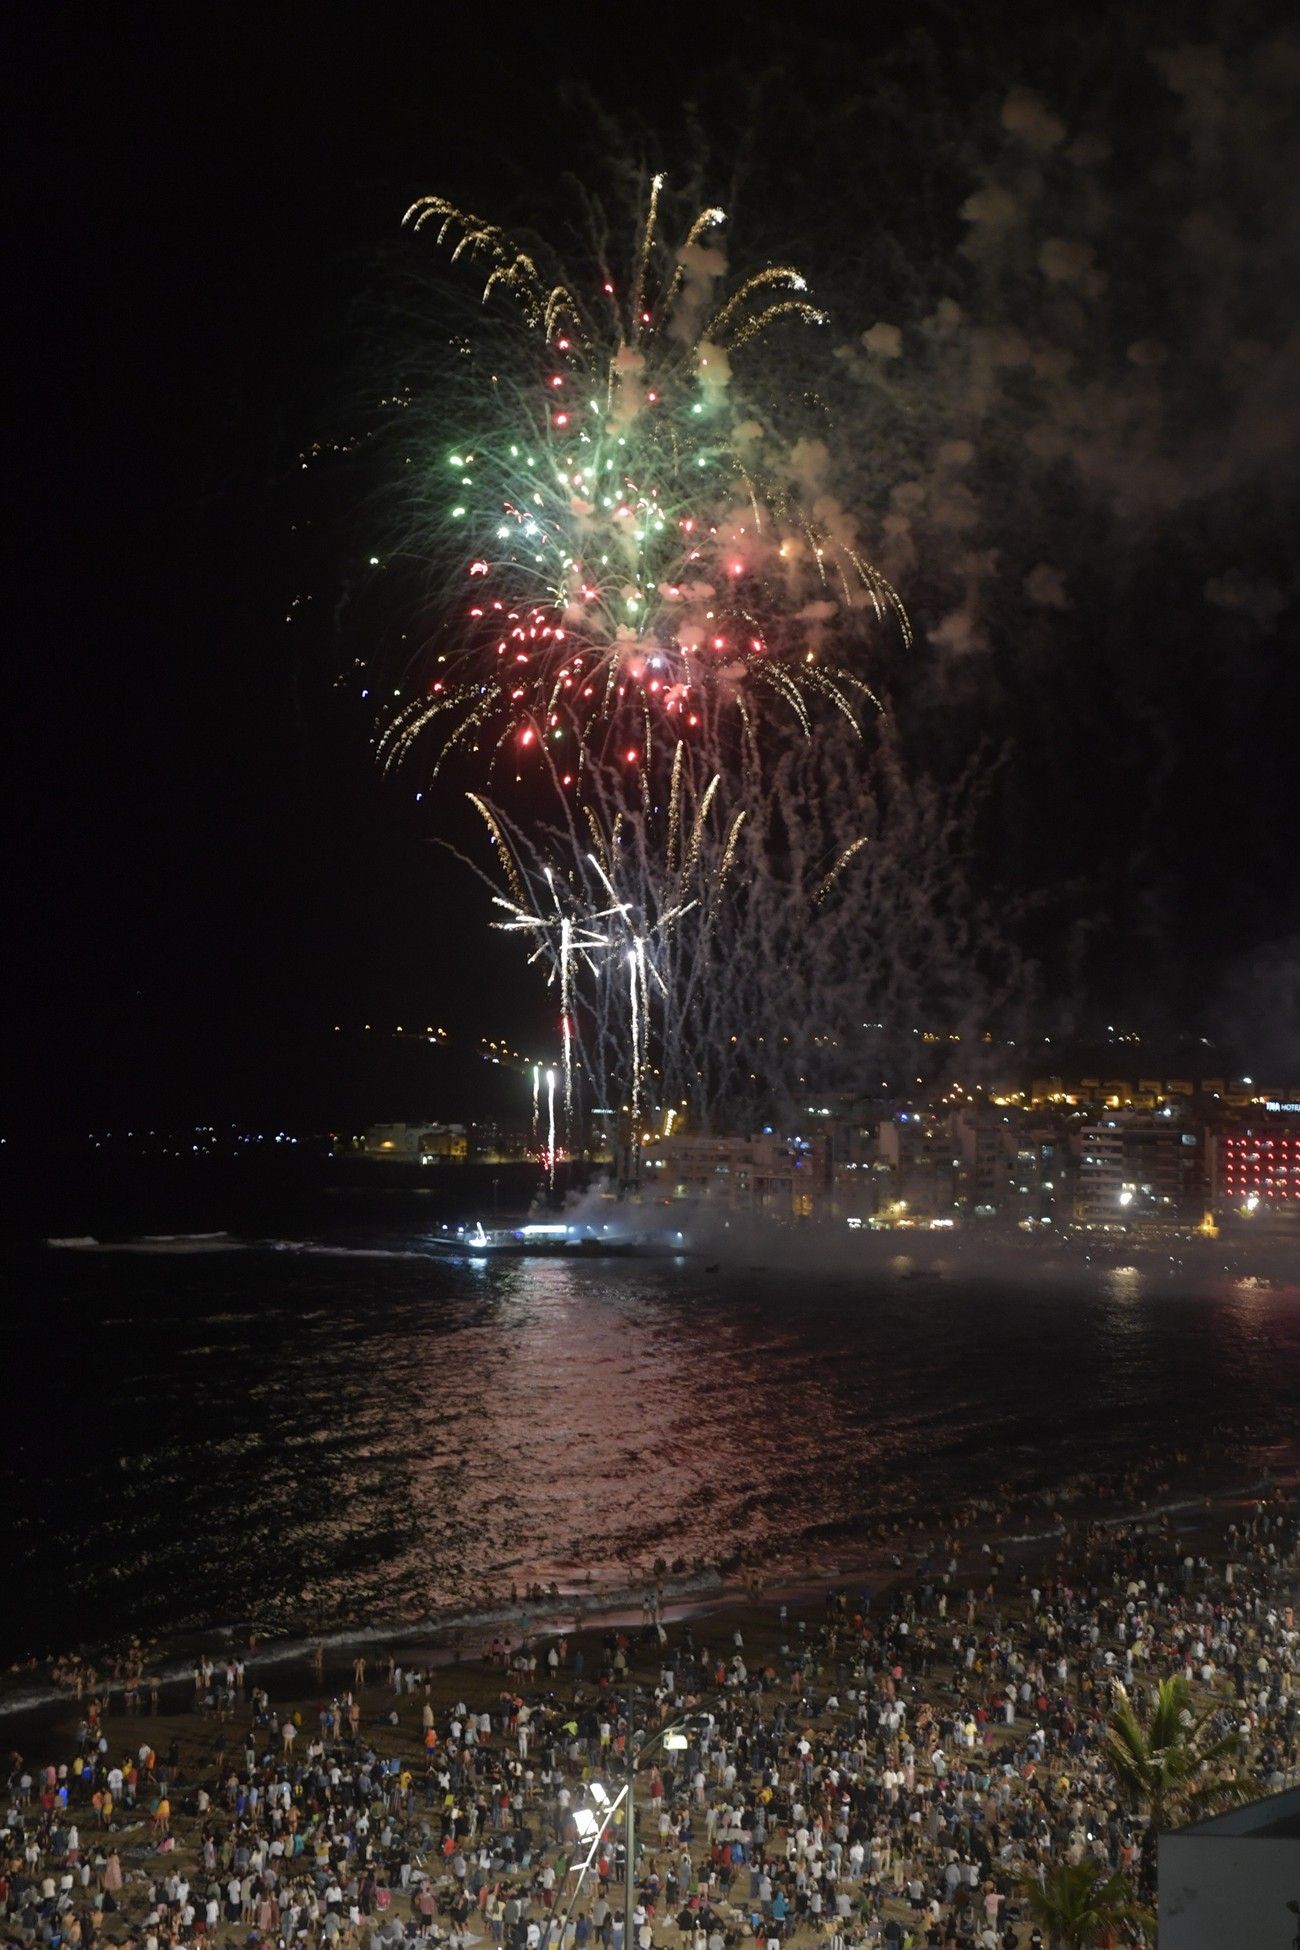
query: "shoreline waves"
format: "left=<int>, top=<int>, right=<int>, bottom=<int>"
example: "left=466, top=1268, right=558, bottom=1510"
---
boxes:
left=6, top=1457, right=1289, bottom=1743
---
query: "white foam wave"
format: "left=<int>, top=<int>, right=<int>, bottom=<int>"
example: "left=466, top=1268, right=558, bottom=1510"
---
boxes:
left=269, top=1241, right=436, bottom=1261
left=141, top=1231, right=231, bottom=1243
left=0, top=1568, right=730, bottom=1724
left=48, top=1236, right=248, bottom=1255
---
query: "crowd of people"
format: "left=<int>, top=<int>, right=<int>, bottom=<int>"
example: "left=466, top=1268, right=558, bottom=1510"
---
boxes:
left=2, top=1491, right=1297, bottom=1950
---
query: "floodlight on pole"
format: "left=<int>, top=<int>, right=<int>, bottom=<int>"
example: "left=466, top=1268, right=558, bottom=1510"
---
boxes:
left=552, top=1782, right=629, bottom=1950
left=551, top=1690, right=713, bottom=1950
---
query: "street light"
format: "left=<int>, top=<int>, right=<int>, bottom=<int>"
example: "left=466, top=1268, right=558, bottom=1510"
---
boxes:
left=572, top=1778, right=619, bottom=1840
left=551, top=1694, right=710, bottom=1950
left=623, top=1703, right=704, bottom=1950
left=554, top=1781, right=630, bottom=1947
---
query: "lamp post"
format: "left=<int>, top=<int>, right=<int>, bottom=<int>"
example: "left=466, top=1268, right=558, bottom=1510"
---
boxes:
left=557, top=1691, right=697, bottom=1950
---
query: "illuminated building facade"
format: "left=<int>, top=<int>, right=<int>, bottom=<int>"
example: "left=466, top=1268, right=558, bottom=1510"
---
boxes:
left=1209, top=1118, right=1300, bottom=1223
left=949, top=1106, right=1071, bottom=1225
left=638, top=1131, right=824, bottom=1218
left=360, top=1121, right=469, bottom=1163
left=1073, top=1116, right=1204, bottom=1228
left=875, top=1114, right=959, bottom=1222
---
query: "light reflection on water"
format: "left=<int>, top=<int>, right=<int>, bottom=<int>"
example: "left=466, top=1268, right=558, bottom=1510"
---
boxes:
left=4, top=1241, right=1299, bottom=1657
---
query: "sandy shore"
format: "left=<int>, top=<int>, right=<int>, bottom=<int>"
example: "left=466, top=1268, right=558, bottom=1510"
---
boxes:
left=10, top=1438, right=1292, bottom=1771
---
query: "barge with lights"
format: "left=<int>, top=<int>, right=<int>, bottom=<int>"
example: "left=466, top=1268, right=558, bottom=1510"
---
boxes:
left=433, top=1220, right=646, bottom=1257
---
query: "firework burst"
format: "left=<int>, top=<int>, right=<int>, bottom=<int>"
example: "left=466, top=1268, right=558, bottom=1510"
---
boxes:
left=379, top=179, right=909, bottom=793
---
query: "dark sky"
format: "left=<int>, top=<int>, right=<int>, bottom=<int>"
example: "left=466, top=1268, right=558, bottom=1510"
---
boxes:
left=11, top=10, right=567, bottom=1128
left=10, top=3, right=1299, bottom=1133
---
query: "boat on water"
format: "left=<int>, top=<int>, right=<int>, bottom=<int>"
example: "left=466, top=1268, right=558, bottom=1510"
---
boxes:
left=432, top=1220, right=644, bottom=1258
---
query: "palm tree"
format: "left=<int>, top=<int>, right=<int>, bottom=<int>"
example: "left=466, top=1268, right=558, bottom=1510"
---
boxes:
left=1021, top=1860, right=1153, bottom=1949
left=1102, top=1675, right=1252, bottom=1889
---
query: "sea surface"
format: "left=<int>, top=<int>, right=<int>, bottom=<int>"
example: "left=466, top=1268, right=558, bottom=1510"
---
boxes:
left=4, top=1177, right=1300, bottom=1676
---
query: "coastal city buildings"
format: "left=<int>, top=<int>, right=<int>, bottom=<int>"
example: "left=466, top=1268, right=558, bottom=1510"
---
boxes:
left=102, top=1051, right=1298, bottom=1247
left=634, top=1073, right=1300, bottom=1239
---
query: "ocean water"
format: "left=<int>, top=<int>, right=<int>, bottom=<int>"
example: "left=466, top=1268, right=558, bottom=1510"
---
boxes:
left=5, top=1203, right=1300, bottom=1678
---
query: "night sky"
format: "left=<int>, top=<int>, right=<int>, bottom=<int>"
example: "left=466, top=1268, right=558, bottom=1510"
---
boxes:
left=10, top=2, right=1299, bottom=1136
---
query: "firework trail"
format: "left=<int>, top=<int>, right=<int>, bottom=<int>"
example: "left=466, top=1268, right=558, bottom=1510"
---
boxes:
left=545, top=1066, right=557, bottom=1189
left=488, top=854, right=623, bottom=1115
left=458, top=745, right=735, bottom=1130
left=456, top=724, right=1022, bottom=1135
left=377, top=179, right=908, bottom=799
